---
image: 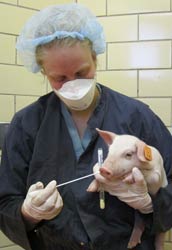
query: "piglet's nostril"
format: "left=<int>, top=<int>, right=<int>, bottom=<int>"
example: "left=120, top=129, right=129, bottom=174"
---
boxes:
left=100, top=167, right=112, bottom=178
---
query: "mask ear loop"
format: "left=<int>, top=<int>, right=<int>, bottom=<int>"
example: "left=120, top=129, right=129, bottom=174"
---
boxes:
left=41, top=72, right=51, bottom=92
left=94, top=72, right=97, bottom=81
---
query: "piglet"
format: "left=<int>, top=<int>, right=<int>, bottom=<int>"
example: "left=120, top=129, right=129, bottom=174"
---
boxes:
left=89, top=129, right=167, bottom=250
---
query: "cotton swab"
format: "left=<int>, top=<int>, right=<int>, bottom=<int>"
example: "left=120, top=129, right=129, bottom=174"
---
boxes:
left=56, top=171, right=100, bottom=187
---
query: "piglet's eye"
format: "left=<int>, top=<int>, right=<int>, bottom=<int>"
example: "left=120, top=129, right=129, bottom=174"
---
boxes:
left=125, top=152, right=133, bottom=159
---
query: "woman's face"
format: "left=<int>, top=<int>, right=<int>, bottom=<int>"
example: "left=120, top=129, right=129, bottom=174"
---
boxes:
left=41, top=43, right=97, bottom=90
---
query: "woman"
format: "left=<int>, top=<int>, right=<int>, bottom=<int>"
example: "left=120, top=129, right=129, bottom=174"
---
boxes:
left=0, top=3, right=172, bottom=250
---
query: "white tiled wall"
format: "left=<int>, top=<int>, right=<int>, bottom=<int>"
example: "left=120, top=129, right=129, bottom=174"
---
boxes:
left=0, top=0, right=172, bottom=249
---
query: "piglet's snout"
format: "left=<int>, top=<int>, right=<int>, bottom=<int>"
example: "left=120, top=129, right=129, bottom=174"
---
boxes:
left=100, top=167, right=113, bottom=179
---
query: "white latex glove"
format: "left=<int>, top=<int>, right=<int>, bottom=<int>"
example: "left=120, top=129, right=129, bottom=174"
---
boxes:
left=87, top=164, right=153, bottom=214
left=22, top=180, right=63, bottom=223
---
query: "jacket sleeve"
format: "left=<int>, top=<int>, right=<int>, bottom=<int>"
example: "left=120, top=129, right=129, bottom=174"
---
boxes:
left=0, top=113, right=35, bottom=250
left=150, top=113, right=172, bottom=232
left=139, top=105, right=172, bottom=233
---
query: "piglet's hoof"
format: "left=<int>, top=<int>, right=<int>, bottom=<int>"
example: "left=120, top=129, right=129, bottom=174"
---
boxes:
left=127, top=239, right=140, bottom=249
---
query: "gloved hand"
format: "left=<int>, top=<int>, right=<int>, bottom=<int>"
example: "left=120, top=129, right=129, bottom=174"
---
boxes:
left=87, top=164, right=153, bottom=214
left=21, top=180, right=63, bottom=223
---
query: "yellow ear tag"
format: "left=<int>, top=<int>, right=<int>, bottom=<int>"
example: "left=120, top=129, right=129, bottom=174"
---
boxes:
left=144, top=145, right=152, bottom=161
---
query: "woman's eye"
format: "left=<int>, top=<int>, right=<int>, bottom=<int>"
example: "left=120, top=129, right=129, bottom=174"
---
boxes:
left=76, top=70, right=88, bottom=78
left=76, top=73, right=84, bottom=78
left=59, top=77, right=66, bottom=82
left=54, top=77, right=66, bottom=83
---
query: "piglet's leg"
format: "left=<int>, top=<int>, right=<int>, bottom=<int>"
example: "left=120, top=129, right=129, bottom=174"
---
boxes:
left=128, top=211, right=145, bottom=249
left=155, top=232, right=165, bottom=250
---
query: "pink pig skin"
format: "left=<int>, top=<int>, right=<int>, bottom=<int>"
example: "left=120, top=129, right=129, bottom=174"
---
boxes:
left=96, top=129, right=167, bottom=250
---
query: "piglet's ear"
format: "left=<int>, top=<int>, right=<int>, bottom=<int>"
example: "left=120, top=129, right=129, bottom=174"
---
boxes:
left=96, top=128, right=116, bottom=145
left=136, top=140, right=152, bottom=162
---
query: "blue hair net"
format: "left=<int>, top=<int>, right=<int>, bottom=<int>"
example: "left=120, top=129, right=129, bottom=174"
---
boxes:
left=16, top=3, right=106, bottom=73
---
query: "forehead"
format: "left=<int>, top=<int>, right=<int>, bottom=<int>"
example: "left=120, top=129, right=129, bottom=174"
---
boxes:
left=109, top=135, right=137, bottom=154
left=41, top=43, right=95, bottom=74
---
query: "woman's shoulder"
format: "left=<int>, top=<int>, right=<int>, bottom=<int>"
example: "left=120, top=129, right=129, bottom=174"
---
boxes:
left=15, top=92, right=56, bottom=119
left=100, top=83, right=149, bottom=111
left=9, top=92, right=58, bottom=135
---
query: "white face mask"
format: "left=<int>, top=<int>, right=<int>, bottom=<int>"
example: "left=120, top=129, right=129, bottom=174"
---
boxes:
left=54, top=78, right=96, bottom=110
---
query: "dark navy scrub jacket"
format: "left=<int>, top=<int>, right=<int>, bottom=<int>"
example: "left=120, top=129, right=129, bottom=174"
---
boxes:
left=0, top=84, right=172, bottom=250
